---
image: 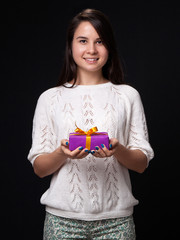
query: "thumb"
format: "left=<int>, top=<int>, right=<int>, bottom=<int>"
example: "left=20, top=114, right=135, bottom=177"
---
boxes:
left=109, top=138, right=119, bottom=148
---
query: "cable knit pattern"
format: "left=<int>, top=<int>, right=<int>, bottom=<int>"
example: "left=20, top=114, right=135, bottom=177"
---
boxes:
left=104, top=156, right=120, bottom=209
left=81, top=93, right=100, bottom=212
left=28, top=82, right=154, bottom=221
left=68, top=161, right=84, bottom=210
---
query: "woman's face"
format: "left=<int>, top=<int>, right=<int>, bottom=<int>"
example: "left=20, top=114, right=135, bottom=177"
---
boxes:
left=72, top=21, right=109, bottom=74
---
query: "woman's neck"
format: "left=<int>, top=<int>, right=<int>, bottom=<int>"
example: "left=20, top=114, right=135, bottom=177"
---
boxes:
left=74, top=69, right=108, bottom=85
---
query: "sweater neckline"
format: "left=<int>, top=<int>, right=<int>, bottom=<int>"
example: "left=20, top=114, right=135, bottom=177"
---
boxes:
left=64, top=81, right=112, bottom=89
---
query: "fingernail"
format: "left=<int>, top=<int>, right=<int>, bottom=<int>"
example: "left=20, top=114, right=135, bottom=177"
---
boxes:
left=91, top=151, right=95, bottom=154
left=95, top=146, right=99, bottom=150
left=101, top=144, right=104, bottom=148
left=85, top=149, right=89, bottom=153
left=109, top=144, right=112, bottom=149
left=79, top=147, right=83, bottom=150
left=66, top=142, right=69, bottom=146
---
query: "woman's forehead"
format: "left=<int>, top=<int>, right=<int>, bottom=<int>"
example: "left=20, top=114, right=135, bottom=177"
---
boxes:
left=74, top=21, right=100, bottom=39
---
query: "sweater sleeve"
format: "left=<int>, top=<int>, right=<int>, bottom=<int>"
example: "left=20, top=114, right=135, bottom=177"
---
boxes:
left=126, top=89, right=154, bottom=164
left=27, top=91, right=58, bottom=165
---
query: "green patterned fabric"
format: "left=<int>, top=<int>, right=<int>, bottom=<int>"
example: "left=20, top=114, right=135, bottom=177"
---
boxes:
left=43, top=212, right=136, bottom=239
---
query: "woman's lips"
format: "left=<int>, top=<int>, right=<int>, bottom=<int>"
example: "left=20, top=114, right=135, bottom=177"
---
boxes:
left=84, top=58, right=99, bottom=63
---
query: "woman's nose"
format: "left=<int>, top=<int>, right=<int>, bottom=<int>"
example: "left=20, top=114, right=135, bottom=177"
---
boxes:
left=86, top=43, right=97, bottom=54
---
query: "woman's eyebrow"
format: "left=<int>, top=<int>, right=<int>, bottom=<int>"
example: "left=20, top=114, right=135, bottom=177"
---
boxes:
left=76, top=36, right=88, bottom=39
left=76, top=36, right=101, bottom=40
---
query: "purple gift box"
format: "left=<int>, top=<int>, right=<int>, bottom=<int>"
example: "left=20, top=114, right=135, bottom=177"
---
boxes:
left=69, top=132, right=109, bottom=151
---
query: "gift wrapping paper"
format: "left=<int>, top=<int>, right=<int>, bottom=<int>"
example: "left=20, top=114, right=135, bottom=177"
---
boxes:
left=69, top=127, right=109, bottom=151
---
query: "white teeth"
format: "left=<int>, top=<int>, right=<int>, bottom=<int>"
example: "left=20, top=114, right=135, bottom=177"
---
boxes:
left=85, top=58, right=98, bottom=61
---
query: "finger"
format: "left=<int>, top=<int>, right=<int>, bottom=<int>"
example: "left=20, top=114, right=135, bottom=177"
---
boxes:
left=61, top=145, right=81, bottom=158
left=92, top=151, right=101, bottom=158
left=95, top=146, right=107, bottom=158
left=61, top=139, right=69, bottom=147
left=101, top=144, right=112, bottom=157
left=61, top=145, right=72, bottom=156
left=109, top=138, right=119, bottom=148
left=69, top=146, right=84, bottom=158
left=90, top=150, right=96, bottom=155
left=76, top=148, right=90, bottom=159
left=70, top=147, right=91, bottom=159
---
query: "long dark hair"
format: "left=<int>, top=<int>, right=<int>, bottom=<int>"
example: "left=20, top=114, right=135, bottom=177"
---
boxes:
left=57, top=9, right=125, bottom=87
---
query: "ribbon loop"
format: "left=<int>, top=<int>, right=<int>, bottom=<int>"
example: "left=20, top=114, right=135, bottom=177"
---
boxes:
left=74, top=126, right=98, bottom=150
left=74, top=126, right=98, bottom=136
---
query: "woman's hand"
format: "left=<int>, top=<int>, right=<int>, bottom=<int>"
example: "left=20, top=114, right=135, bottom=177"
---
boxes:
left=92, top=138, right=119, bottom=158
left=60, top=139, right=89, bottom=159
left=59, top=138, right=119, bottom=160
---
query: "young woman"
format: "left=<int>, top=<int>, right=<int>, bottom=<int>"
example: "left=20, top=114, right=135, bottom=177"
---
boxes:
left=28, top=9, right=154, bottom=239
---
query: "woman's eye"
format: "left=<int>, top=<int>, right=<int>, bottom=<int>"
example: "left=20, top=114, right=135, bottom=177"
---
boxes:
left=80, top=40, right=87, bottom=44
left=96, top=40, right=103, bottom=45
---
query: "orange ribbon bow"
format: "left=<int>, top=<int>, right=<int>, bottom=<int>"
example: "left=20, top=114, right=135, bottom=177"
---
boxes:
left=74, top=126, right=98, bottom=150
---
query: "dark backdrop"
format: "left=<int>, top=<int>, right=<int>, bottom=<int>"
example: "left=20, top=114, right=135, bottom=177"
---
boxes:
left=1, top=1, right=179, bottom=239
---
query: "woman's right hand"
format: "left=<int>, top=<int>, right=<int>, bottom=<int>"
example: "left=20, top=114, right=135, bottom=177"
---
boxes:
left=59, top=139, right=90, bottom=159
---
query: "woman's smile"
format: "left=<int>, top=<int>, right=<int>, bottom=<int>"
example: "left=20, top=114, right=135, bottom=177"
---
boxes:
left=83, top=58, right=99, bottom=64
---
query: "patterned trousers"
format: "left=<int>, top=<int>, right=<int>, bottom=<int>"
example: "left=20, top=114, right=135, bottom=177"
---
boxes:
left=43, top=212, right=136, bottom=239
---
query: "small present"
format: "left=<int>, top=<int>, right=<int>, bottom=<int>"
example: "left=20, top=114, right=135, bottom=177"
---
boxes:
left=69, top=126, right=109, bottom=151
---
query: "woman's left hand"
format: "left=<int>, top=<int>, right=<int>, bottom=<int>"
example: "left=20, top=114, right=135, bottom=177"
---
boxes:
left=92, top=138, right=119, bottom=158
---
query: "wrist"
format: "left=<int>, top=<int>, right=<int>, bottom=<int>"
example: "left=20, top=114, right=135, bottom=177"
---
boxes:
left=113, top=143, right=129, bottom=159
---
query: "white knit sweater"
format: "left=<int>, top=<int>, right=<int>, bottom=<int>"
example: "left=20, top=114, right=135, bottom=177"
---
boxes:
left=28, top=82, right=154, bottom=221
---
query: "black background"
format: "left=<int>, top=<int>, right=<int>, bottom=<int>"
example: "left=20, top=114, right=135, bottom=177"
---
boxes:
left=1, top=0, right=179, bottom=239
